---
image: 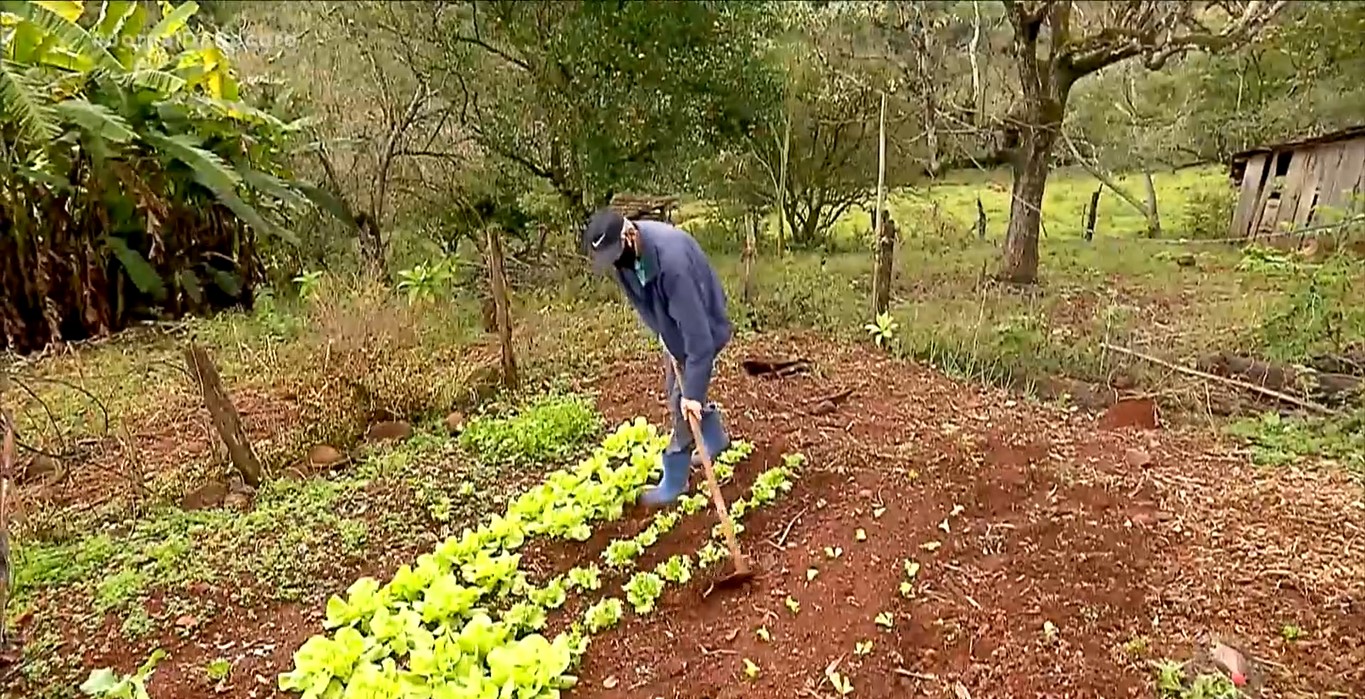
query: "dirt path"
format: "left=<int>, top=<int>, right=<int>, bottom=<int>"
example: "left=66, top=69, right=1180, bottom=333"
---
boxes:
left=567, top=334, right=1365, bottom=698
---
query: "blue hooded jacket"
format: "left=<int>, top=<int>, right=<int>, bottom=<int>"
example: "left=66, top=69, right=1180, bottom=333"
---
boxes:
left=613, top=220, right=732, bottom=402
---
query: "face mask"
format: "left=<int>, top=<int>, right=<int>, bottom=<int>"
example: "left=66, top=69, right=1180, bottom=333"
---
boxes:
left=614, top=241, right=637, bottom=269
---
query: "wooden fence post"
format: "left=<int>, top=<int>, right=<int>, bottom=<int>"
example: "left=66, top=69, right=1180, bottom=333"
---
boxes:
left=185, top=343, right=264, bottom=487
left=485, top=227, right=519, bottom=390
left=1084, top=187, right=1102, bottom=241
left=742, top=212, right=757, bottom=306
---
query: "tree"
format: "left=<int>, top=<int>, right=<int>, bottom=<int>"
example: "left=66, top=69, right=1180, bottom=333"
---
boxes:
left=382, top=1, right=782, bottom=221
left=995, top=0, right=1285, bottom=283
left=0, top=1, right=338, bottom=352
left=236, top=1, right=473, bottom=275
left=759, top=55, right=886, bottom=248
left=706, top=2, right=918, bottom=251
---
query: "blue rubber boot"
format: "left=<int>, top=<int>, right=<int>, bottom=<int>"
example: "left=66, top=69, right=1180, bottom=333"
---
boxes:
left=691, top=405, right=731, bottom=466
left=642, top=449, right=691, bottom=506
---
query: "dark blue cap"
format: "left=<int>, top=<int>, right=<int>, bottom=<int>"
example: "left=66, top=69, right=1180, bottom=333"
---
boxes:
left=583, top=208, right=626, bottom=274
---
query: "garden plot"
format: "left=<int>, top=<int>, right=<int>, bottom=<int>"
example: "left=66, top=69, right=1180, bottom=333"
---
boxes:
left=563, top=338, right=1365, bottom=699
left=259, top=338, right=1365, bottom=699
left=277, top=418, right=804, bottom=699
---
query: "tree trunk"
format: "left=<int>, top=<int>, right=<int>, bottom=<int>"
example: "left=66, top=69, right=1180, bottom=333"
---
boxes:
left=976, top=196, right=987, bottom=240
left=872, top=91, right=891, bottom=315
left=872, top=214, right=896, bottom=316
left=185, top=343, right=264, bottom=487
left=1084, top=187, right=1101, bottom=241
left=484, top=227, right=519, bottom=390
left=999, top=128, right=1058, bottom=283
left=911, top=7, right=940, bottom=177
left=969, top=0, right=984, bottom=125
left=0, top=365, right=12, bottom=645
left=742, top=212, right=757, bottom=305
left=1142, top=170, right=1161, bottom=238
left=355, top=212, right=385, bottom=277
left=776, top=113, right=792, bottom=255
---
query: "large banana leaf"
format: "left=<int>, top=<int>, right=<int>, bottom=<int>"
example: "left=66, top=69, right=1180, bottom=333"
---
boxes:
left=116, top=68, right=186, bottom=95
left=4, top=20, right=44, bottom=62
left=175, top=268, right=204, bottom=305
left=236, top=164, right=306, bottom=210
left=147, top=1, right=196, bottom=41
left=188, top=95, right=287, bottom=129
left=0, top=1, right=122, bottom=73
left=0, top=59, right=59, bottom=144
left=106, top=235, right=167, bottom=300
left=52, top=98, right=136, bottom=143
left=108, top=3, right=147, bottom=68
left=32, top=1, right=84, bottom=23
left=93, top=1, right=137, bottom=39
left=292, top=181, right=356, bottom=225
left=144, top=131, right=300, bottom=246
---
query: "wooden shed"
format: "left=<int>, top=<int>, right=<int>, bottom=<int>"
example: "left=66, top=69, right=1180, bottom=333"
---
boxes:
left=1229, top=125, right=1365, bottom=240
left=607, top=193, right=679, bottom=223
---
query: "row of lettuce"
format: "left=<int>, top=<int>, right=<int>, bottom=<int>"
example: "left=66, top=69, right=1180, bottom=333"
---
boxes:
left=280, top=418, right=803, bottom=698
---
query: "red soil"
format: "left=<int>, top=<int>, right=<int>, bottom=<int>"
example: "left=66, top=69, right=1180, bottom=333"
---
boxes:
left=10, top=334, right=1364, bottom=699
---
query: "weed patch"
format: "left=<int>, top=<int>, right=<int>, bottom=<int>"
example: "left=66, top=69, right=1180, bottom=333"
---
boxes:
left=460, top=394, right=601, bottom=466
left=1227, top=410, right=1365, bottom=471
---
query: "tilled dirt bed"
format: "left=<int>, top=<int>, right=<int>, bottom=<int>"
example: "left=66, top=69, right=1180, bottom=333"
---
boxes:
left=13, top=334, right=1362, bottom=699
left=564, top=334, right=1365, bottom=699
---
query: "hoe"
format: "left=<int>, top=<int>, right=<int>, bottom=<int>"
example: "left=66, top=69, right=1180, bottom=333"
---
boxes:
left=666, top=354, right=755, bottom=597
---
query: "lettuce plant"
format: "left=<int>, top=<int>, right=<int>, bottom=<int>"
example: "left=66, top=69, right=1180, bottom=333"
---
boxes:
left=623, top=572, right=665, bottom=614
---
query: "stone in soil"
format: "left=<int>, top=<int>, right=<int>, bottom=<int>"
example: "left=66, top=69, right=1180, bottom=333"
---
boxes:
left=366, top=420, right=413, bottom=442
left=181, top=481, right=229, bottom=510
left=1098, top=397, right=1159, bottom=430
left=307, top=444, right=345, bottom=468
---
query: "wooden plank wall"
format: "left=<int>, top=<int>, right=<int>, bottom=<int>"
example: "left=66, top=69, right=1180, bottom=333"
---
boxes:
left=1290, top=145, right=1332, bottom=227
left=1274, top=151, right=1313, bottom=231
left=1321, top=139, right=1365, bottom=213
left=1230, top=153, right=1269, bottom=238
left=1249, top=153, right=1283, bottom=239
left=1231, top=136, right=1365, bottom=240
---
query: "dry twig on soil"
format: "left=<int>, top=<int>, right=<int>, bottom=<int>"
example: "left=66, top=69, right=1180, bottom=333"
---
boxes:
left=1101, top=343, right=1338, bottom=416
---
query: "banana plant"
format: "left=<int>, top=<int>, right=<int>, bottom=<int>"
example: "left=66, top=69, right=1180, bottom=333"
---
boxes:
left=0, top=0, right=348, bottom=352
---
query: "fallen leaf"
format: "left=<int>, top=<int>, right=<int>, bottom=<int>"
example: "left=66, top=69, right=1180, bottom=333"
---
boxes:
left=603, top=676, right=619, bottom=689
left=873, top=507, right=886, bottom=518
left=954, top=681, right=972, bottom=699
left=939, top=518, right=950, bottom=533
left=175, top=614, right=198, bottom=628
left=921, top=541, right=942, bottom=551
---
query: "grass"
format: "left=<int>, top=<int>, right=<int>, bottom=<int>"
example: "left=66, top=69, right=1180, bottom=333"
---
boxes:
left=11, top=166, right=1360, bottom=464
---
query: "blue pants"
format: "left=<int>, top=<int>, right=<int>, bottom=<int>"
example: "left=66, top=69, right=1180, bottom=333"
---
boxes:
left=663, top=354, right=730, bottom=460
left=645, top=353, right=730, bottom=505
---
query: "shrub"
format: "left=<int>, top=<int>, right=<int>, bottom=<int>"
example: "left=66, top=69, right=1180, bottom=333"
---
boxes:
left=460, top=395, right=602, bottom=465
left=1181, top=185, right=1237, bottom=240
left=1259, top=255, right=1365, bottom=361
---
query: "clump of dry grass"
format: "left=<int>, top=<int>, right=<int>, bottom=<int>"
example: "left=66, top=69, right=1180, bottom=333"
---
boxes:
left=273, top=275, right=499, bottom=453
